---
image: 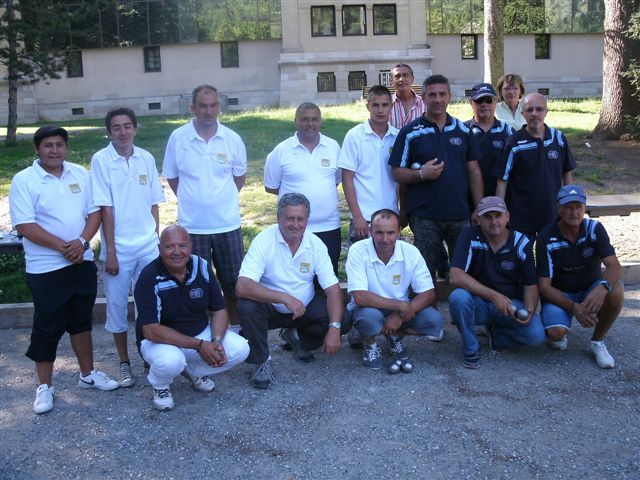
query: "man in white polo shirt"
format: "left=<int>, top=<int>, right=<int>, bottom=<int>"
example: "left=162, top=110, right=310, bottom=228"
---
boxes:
left=163, top=85, right=247, bottom=331
left=263, top=103, right=342, bottom=274
left=346, top=209, right=444, bottom=370
left=91, top=107, right=165, bottom=388
left=236, top=193, right=346, bottom=389
left=9, top=125, right=119, bottom=414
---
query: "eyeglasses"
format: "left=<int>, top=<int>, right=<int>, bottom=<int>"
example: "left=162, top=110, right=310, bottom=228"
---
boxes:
left=523, top=107, right=546, bottom=113
left=473, top=97, right=494, bottom=105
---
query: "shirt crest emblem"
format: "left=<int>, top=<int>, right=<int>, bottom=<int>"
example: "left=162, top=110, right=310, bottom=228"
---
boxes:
left=189, top=288, right=204, bottom=299
left=449, top=137, right=463, bottom=146
left=69, top=183, right=81, bottom=194
left=138, top=174, right=148, bottom=185
left=392, top=274, right=401, bottom=285
left=299, top=262, right=311, bottom=273
left=320, top=158, right=330, bottom=167
left=216, top=153, right=227, bottom=164
left=548, top=150, right=559, bottom=159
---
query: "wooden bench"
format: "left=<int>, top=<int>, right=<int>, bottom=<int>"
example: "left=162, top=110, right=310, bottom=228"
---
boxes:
left=362, top=85, right=423, bottom=99
left=586, top=194, right=640, bottom=217
left=0, top=231, right=23, bottom=255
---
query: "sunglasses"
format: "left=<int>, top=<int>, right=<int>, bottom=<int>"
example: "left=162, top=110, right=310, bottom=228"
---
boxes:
left=473, top=97, right=494, bottom=105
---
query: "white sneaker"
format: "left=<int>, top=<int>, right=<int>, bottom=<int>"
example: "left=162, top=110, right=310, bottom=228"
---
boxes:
left=426, top=328, right=444, bottom=342
left=548, top=336, right=568, bottom=351
left=591, top=340, right=615, bottom=369
left=33, top=384, right=55, bottom=414
left=78, top=369, right=120, bottom=391
left=181, top=370, right=215, bottom=392
left=152, top=388, right=175, bottom=411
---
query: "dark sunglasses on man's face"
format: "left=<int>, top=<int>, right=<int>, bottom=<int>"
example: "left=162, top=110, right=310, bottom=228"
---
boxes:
left=473, top=97, right=494, bottom=105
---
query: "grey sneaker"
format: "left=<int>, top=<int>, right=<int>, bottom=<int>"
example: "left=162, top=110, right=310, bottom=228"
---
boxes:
left=362, top=342, right=382, bottom=370
left=33, top=384, right=55, bottom=414
left=250, top=360, right=276, bottom=389
left=347, top=327, right=364, bottom=349
left=181, top=370, right=215, bottom=392
left=280, top=328, right=315, bottom=363
left=387, top=335, right=409, bottom=361
left=152, top=388, right=174, bottom=411
left=119, top=362, right=135, bottom=388
left=78, top=369, right=120, bottom=391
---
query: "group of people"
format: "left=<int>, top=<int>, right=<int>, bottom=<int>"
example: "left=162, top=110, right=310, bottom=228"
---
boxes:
left=9, top=65, right=625, bottom=414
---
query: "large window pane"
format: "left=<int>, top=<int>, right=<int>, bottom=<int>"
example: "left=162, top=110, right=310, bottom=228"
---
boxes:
left=99, top=0, right=119, bottom=48
left=348, top=71, right=367, bottom=90
left=317, top=72, right=336, bottom=92
left=311, top=6, right=336, bottom=36
left=118, top=1, right=149, bottom=46
left=373, top=4, right=396, bottom=35
left=535, top=33, right=550, bottom=58
left=221, top=41, right=239, bottom=68
left=343, top=5, right=366, bottom=36
left=69, top=3, right=102, bottom=48
left=504, top=0, right=545, bottom=33
left=149, top=0, right=179, bottom=44
left=178, top=0, right=198, bottom=43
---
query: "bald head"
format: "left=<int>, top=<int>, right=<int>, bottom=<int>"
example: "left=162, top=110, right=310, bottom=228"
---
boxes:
left=521, top=92, right=548, bottom=137
left=522, top=93, right=547, bottom=109
left=160, top=224, right=190, bottom=244
left=159, top=224, right=192, bottom=274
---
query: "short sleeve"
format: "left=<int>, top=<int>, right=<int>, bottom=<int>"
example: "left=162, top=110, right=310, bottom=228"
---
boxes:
left=9, top=173, right=36, bottom=226
left=134, top=267, right=161, bottom=327
left=314, top=238, right=339, bottom=289
left=238, top=233, right=267, bottom=282
left=450, top=226, right=474, bottom=270
left=337, top=129, right=358, bottom=172
left=408, top=245, right=434, bottom=293
left=263, top=145, right=283, bottom=190
left=231, top=133, right=248, bottom=177
left=162, top=132, right=179, bottom=179
left=345, top=242, right=369, bottom=292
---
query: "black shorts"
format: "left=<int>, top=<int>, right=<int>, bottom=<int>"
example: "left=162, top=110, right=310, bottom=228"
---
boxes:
left=25, top=261, right=97, bottom=362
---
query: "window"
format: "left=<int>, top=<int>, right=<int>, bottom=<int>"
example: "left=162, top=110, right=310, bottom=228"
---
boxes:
left=66, top=50, right=83, bottom=77
left=373, top=4, right=397, bottom=35
left=148, top=102, right=162, bottom=111
left=221, top=42, right=239, bottom=68
left=317, top=72, right=336, bottom=92
left=535, top=34, right=551, bottom=59
left=144, top=46, right=161, bottom=72
left=311, top=6, right=336, bottom=36
left=461, top=34, right=478, bottom=59
left=379, top=70, right=392, bottom=86
left=71, top=107, right=85, bottom=115
left=348, top=71, right=367, bottom=91
left=228, top=98, right=239, bottom=106
left=342, top=5, right=366, bottom=35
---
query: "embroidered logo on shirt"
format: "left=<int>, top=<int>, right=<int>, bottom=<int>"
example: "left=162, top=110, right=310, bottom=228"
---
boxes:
left=189, top=288, right=204, bottom=299
left=449, top=137, right=463, bottom=146
left=139, top=174, right=148, bottom=185
left=492, top=140, right=504, bottom=149
left=299, top=262, right=311, bottom=273
left=320, top=158, right=330, bottom=167
left=69, top=183, right=81, bottom=194
left=548, top=150, right=559, bottom=159
left=392, top=274, right=401, bottom=285
left=500, top=260, right=515, bottom=271
left=583, top=247, right=594, bottom=258
left=216, top=153, right=227, bottom=164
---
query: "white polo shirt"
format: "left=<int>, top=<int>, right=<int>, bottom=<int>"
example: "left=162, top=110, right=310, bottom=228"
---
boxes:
left=338, top=120, right=399, bottom=220
left=91, top=143, right=165, bottom=262
left=263, top=133, right=341, bottom=232
left=9, top=160, right=99, bottom=274
left=346, top=238, right=434, bottom=309
left=162, top=119, right=247, bottom=234
left=239, top=224, right=338, bottom=314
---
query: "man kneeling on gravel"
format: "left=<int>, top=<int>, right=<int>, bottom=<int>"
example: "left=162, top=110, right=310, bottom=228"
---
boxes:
left=134, top=225, right=249, bottom=410
left=537, top=185, right=624, bottom=368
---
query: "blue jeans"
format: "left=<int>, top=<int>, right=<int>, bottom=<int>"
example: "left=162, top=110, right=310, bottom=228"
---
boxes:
left=449, top=288, right=545, bottom=356
left=352, top=306, right=444, bottom=338
left=540, top=279, right=611, bottom=330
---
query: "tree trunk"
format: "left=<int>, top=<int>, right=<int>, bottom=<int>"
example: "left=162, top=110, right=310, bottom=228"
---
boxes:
left=5, top=0, right=18, bottom=146
left=484, top=0, right=506, bottom=85
left=593, top=0, right=640, bottom=140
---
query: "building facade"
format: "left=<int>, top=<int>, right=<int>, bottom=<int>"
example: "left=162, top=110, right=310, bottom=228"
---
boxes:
left=0, top=0, right=604, bottom=124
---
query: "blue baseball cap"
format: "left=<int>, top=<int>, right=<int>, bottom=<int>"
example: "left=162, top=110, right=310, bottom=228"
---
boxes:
left=469, top=83, right=497, bottom=100
left=557, top=185, right=587, bottom=205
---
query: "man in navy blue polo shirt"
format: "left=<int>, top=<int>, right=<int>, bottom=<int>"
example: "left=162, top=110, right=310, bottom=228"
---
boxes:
left=389, top=74, right=484, bottom=301
left=464, top=83, right=514, bottom=196
left=537, top=185, right=624, bottom=369
left=449, top=196, right=545, bottom=368
left=134, top=225, right=249, bottom=410
left=494, top=93, right=575, bottom=236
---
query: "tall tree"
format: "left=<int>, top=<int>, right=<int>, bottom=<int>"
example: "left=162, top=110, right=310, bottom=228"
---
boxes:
left=0, top=0, right=66, bottom=146
left=592, top=0, right=640, bottom=139
left=484, top=0, right=507, bottom=85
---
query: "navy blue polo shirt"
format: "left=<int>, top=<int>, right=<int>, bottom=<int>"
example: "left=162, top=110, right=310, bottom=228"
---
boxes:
left=493, top=125, right=576, bottom=234
left=451, top=225, right=536, bottom=300
left=134, top=255, right=225, bottom=346
left=389, top=114, right=481, bottom=220
left=536, top=218, right=615, bottom=293
left=464, top=118, right=513, bottom=196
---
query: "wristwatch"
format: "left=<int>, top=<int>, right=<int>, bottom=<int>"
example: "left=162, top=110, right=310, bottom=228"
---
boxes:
left=78, top=236, right=90, bottom=251
left=599, top=280, right=612, bottom=292
left=329, top=322, right=342, bottom=331
left=211, top=336, right=223, bottom=344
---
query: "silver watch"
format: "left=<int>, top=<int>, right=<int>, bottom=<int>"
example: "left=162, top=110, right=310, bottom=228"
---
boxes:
left=329, top=322, right=342, bottom=330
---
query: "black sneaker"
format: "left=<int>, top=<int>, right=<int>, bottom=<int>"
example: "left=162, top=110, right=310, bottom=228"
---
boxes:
left=462, top=353, right=480, bottom=369
left=347, top=327, right=364, bottom=349
left=386, top=335, right=409, bottom=361
left=250, top=360, right=276, bottom=389
left=362, top=342, right=382, bottom=370
left=280, top=328, right=315, bottom=363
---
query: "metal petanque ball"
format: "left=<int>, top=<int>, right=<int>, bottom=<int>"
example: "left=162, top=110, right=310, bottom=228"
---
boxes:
left=410, top=162, right=422, bottom=170
left=401, top=361, right=413, bottom=373
left=388, top=359, right=402, bottom=374
left=510, top=304, right=529, bottom=321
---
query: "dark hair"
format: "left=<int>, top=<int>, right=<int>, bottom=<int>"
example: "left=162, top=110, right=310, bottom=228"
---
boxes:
left=33, top=125, right=68, bottom=148
left=392, top=63, right=414, bottom=77
left=105, top=107, right=138, bottom=133
left=422, top=74, right=450, bottom=92
left=277, top=193, right=311, bottom=218
left=192, top=85, right=218, bottom=105
left=367, top=85, right=392, bottom=101
left=370, top=208, right=400, bottom=226
left=295, top=102, right=321, bottom=120
left=496, top=74, right=525, bottom=101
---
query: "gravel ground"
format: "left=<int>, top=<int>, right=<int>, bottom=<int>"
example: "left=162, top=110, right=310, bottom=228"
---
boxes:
left=1, top=288, right=639, bottom=480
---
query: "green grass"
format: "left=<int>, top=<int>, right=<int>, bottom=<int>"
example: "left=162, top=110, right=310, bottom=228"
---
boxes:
left=0, top=98, right=604, bottom=302
left=0, top=254, right=30, bottom=303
